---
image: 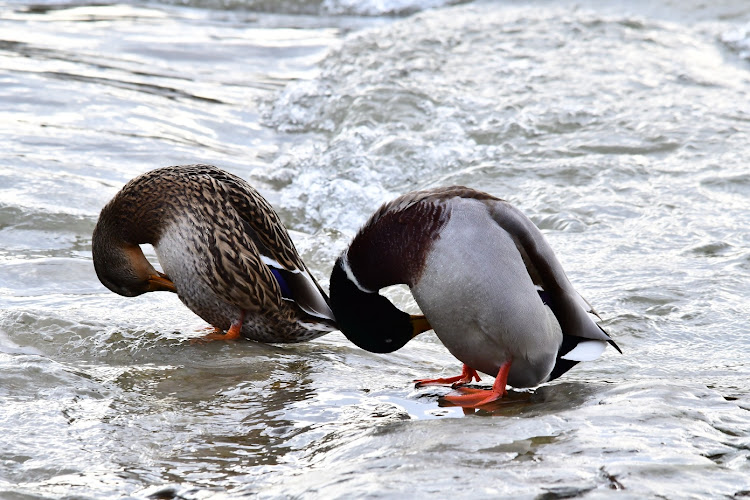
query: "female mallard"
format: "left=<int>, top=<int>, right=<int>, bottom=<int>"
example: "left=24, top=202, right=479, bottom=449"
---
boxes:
left=92, top=164, right=337, bottom=343
left=329, top=186, right=620, bottom=407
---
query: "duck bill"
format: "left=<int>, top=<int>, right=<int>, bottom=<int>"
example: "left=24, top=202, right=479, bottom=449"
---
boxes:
left=410, top=315, right=432, bottom=337
left=147, top=273, right=177, bottom=293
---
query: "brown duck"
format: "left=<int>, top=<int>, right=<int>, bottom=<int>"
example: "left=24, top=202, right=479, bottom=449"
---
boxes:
left=92, top=164, right=336, bottom=342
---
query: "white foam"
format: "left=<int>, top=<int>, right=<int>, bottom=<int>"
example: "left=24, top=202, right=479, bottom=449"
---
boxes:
left=720, top=23, right=750, bottom=60
left=322, top=0, right=457, bottom=16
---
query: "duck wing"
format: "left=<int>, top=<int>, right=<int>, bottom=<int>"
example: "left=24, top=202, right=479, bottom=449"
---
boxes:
left=201, top=166, right=335, bottom=323
left=482, top=197, right=621, bottom=379
left=368, top=186, right=620, bottom=351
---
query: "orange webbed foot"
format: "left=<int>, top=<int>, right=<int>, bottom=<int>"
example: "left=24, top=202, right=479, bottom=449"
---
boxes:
left=442, top=387, right=506, bottom=407
left=441, top=359, right=513, bottom=408
left=190, top=313, right=244, bottom=344
left=190, top=329, right=237, bottom=344
left=414, top=364, right=481, bottom=388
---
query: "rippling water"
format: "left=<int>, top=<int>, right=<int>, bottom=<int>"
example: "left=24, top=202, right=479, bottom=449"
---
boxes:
left=1, top=0, right=749, bottom=498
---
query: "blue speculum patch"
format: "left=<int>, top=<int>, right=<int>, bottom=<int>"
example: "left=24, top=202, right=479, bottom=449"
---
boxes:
left=538, top=289, right=551, bottom=306
left=270, top=268, right=294, bottom=299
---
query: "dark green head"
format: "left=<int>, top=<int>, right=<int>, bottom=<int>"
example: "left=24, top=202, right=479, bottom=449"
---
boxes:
left=329, top=256, right=430, bottom=354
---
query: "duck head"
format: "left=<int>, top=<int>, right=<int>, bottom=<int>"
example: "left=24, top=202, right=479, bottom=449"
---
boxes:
left=329, top=254, right=431, bottom=353
left=92, top=208, right=176, bottom=297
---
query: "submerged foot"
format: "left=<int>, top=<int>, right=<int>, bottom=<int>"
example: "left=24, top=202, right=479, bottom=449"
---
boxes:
left=190, top=315, right=244, bottom=344
left=441, top=359, right=513, bottom=408
left=414, top=364, right=481, bottom=388
left=442, top=387, right=506, bottom=407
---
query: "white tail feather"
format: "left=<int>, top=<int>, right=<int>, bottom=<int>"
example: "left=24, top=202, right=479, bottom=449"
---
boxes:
left=561, top=340, right=607, bottom=361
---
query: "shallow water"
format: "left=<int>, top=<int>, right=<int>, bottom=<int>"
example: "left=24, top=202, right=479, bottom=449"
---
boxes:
left=1, top=0, right=749, bottom=498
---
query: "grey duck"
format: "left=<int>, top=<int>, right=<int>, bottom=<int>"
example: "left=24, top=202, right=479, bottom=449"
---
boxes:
left=329, top=186, right=620, bottom=407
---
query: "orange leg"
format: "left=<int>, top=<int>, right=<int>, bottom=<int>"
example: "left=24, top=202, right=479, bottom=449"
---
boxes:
left=192, top=311, right=245, bottom=343
left=415, top=364, right=481, bottom=388
left=443, top=359, right=512, bottom=407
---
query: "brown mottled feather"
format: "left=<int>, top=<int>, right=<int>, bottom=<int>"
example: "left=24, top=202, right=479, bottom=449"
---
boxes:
left=93, top=164, right=335, bottom=342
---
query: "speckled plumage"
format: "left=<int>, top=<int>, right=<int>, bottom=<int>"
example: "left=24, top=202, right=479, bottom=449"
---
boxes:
left=92, top=164, right=336, bottom=343
left=330, top=186, right=620, bottom=401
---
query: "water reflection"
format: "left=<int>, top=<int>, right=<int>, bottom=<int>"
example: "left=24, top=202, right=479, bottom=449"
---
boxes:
left=436, top=382, right=604, bottom=417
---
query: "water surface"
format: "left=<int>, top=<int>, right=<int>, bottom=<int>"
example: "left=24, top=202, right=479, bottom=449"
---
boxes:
left=1, top=0, right=749, bottom=498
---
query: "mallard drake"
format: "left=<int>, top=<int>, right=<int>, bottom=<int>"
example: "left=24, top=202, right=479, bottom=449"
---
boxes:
left=329, top=186, right=621, bottom=407
left=92, top=164, right=337, bottom=342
